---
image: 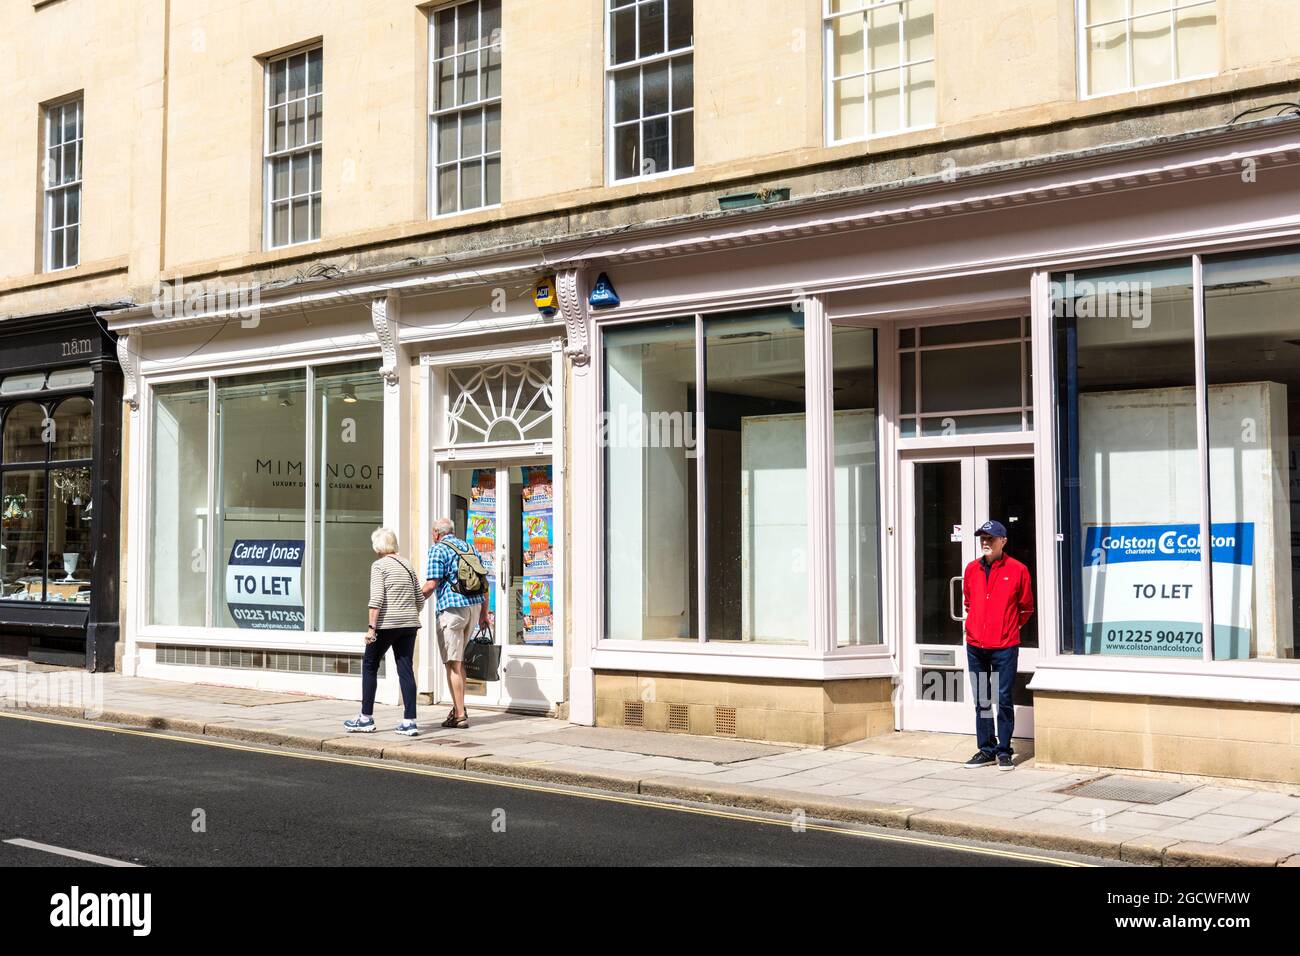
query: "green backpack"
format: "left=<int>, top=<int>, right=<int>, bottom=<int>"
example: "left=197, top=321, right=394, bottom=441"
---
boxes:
left=443, top=538, right=490, bottom=597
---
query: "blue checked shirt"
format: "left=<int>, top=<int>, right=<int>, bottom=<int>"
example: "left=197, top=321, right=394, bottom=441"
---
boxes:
left=425, top=535, right=487, bottom=612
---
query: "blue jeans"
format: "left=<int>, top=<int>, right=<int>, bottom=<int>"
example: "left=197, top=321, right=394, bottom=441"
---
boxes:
left=965, top=644, right=1018, bottom=757
left=362, top=627, right=418, bottom=720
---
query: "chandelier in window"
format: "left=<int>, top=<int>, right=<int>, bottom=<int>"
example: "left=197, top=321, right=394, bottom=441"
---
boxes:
left=51, top=467, right=93, bottom=507
left=447, top=361, right=553, bottom=445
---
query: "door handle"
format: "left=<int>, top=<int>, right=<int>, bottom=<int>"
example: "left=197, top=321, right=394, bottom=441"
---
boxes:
left=949, top=576, right=965, bottom=623
left=498, top=552, right=510, bottom=592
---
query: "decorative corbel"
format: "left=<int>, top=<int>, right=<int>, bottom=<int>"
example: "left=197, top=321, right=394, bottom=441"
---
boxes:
left=557, top=267, right=590, bottom=367
left=372, top=292, right=401, bottom=387
left=116, top=331, right=141, bottom=411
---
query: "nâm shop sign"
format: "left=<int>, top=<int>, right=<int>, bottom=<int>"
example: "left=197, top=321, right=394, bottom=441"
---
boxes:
left=1081, top=522, right=1253, bottom=658
left=224, top=539, right=304, bottom=630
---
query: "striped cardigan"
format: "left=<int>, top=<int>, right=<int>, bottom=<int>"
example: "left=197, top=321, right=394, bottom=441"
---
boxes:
left=368, top=555, right=425, bottom=629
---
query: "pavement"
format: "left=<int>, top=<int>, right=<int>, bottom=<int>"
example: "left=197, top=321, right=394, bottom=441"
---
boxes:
left=3, top=660, right=1299, bottom=867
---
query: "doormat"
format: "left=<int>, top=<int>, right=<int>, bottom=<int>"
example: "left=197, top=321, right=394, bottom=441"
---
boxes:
left=1055, top=774, right=1196, bottom=805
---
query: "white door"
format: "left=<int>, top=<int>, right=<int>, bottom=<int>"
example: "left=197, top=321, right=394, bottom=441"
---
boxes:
left=436, top=460, right=559, bottom=712
left=900, top=448, right=1038, bottom=736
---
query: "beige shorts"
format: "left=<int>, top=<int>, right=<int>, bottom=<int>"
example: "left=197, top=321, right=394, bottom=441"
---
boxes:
left=436, top=603, right=481, bottom=664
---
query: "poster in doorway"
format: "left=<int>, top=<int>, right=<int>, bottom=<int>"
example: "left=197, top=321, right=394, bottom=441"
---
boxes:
left=521, top=465, right=554, bottom=644
left=469, top=468, right=497, bottom=614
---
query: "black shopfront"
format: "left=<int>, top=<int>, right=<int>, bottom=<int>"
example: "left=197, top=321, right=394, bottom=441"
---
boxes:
left=0, top=310, right=122, bottom=670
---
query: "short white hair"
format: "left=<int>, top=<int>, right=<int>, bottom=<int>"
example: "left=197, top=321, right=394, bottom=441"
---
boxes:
left=432, top=517, right=455, bottom=536
left=371, top=527, right=399, bottom=555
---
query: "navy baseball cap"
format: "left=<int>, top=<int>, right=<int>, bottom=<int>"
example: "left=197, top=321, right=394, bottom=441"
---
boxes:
left=975, top=520, right=1008, bottom=538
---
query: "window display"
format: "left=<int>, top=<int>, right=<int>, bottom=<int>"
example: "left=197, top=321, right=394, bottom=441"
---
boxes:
left=0, top=395, right=93, bottom=605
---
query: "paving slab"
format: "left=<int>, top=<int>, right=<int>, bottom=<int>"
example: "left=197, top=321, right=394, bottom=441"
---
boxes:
left=534, top=725, right=792, bottom=763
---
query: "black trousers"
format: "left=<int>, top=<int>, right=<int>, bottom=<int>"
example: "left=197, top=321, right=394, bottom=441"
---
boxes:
left=362, top=627, right=418, bottom=720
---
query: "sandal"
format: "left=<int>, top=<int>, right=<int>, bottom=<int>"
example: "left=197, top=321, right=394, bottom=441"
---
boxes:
left=441, top=712, right=463, bottom=728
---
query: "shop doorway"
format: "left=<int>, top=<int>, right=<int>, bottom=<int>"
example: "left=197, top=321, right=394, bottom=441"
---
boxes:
left=900, top=447, right=1038, bottom=735
left=435, top=458, right=559, bottom=712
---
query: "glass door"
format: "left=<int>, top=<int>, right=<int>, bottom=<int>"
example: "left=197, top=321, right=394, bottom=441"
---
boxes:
left=442, top=459, right=556, bottom=709
left=902, top=448, right=1037, bottom=736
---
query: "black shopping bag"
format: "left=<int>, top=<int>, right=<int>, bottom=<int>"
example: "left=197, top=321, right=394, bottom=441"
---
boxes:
left=463, top=621, right=501, bottom=682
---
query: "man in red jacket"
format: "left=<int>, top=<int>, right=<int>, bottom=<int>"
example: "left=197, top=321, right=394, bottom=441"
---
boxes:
left=962, top=520, right=1034, bottom=771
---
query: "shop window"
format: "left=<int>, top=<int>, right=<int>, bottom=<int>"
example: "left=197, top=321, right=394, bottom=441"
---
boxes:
left=311, top=362, right=384, bottom=632
left=213, top=371, right=307, bottom=630
left=602, top=308, right=814, bottom=645
left=1056, top=254, right=1300, bottom=662
left=150, top=381, right=209, bottom=627
left=603, top=318, right=698, bottom=641
left=1, top=394, right=94, bottom=604
left=1054, top=261, right=1201, bottom=658
left=51, top=397, right=93, bottom=461
left=1080, top=0, right=1218, bottom=98
left=898, top=316, right=1031, bottom=437
left=431, top=0, right=502, bottom=215
left=607, top=0, right=694, bottom=182
left=831, top=324, right=883, bottom=646
left=147, top=361, right=383, bottom=635
left=705, top=309, right=808, bottom=644
left=1204, top=249, right=1300, bottom=661
left=446, top=360, right=552, bottom=444
left=826, top=0, right=935, bottom=144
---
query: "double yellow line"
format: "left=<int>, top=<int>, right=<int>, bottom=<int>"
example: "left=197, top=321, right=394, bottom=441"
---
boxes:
left=0, top=710, right=1092, bottom=866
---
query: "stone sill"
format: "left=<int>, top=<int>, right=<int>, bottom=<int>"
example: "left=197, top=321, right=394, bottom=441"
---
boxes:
left=0, top=256, right=128, bottom=296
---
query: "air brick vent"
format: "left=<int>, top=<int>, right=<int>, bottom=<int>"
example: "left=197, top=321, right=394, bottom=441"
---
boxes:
left=667, top=703, right=689, bottom=732
left=157, top=644, right=374, bottom=677
left=715, top=706, right=737, bottom=736
left=623, top=701, right=644, bottom=727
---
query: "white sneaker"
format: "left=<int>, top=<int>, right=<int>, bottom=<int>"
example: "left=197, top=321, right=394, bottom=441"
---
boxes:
left=395, top=720, right=419, bottom=737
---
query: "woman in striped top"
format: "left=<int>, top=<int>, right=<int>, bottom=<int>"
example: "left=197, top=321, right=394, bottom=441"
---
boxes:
left=343, top=528, right=426, bottom=736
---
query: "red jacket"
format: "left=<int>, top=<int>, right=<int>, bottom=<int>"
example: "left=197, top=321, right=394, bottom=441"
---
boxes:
left=963, top=554, right=1034, bottom=649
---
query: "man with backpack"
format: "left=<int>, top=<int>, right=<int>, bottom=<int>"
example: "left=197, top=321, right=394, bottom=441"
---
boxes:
left=422, top=517, right=490, bottom=728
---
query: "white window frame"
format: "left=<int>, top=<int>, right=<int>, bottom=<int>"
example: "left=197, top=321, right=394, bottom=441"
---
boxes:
left=429, top=0, right=503, bottom=218
left=264, top=45, right=323, bottom=250
left=604, top=0, right=695, bottom=185
left=823, top=0, right=936, bottom=147
left=137, top=353, right=383, bottom=645
left=1076, top=0, right=1219, bottom=100
left=895, top=315, right=1033, bottom=440
left=44, top=96, right=83, bottom=272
